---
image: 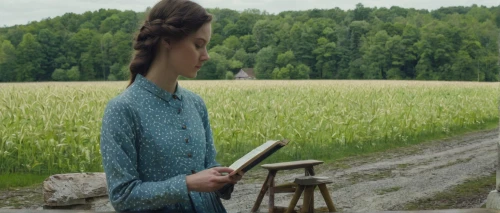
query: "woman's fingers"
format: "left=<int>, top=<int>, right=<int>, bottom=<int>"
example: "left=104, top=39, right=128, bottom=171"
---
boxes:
left=213, top=174, right=233, bottom=183
left=212, top=167, right=234, bottom=174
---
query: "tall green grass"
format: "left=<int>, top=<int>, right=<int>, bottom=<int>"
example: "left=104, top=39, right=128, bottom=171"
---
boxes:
left=0, top=80, right=497, bottom=176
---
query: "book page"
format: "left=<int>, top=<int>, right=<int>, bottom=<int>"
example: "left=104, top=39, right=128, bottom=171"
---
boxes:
left=229, top=140, right=278, bottom=171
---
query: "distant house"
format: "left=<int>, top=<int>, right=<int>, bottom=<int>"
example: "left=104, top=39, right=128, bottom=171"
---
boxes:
left=234, top=68, right=256, bottom=80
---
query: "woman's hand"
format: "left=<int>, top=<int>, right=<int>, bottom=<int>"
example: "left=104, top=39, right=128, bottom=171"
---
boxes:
left=228, top=171, right=245, bottom=184
left=186, top=167, right=235, bottom=192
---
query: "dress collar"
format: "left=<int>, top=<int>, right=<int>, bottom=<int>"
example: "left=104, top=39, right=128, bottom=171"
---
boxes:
left=134, top=73, right=184, bottom=102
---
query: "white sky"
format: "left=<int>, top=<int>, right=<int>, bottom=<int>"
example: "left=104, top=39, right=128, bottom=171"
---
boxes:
left=0, top=0, right=498, bottom=27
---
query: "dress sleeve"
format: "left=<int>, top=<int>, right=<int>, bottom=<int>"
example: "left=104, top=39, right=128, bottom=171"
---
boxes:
left=100, top=98, right=190, bottom=211
left=199, top=98, right=221, bottom=169
left=199, top=97, right=235, bottom=200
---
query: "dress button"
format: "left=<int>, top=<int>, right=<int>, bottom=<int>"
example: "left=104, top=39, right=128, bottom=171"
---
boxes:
left=188, top=153, right=192, bottom=158
left=182, top=125, right=187, bottom=129
left=178, top=108, right=182, bottom=114
left=185, top=138, right=189, bottom=143
left=173, top=95, right=178, bottom=99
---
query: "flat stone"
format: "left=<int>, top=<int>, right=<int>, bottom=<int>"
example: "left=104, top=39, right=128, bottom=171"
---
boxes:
left=487, top=190, right=500, bottom=210
left=91, top=196, right=114, bottom=212
left=43, top=204, right=91, bottom=210
left=497, top=142, right=500, bottom=191
left=43, top=173, right=108, bottom=207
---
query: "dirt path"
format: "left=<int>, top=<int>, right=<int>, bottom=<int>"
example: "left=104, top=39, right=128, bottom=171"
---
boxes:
left=222, top=128, right=498, bottom=212
left=0, top=129, right=497, bottom=212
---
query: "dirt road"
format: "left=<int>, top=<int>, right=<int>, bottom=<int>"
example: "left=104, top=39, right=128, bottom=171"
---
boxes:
left=222, top=128, right=498, bottom=212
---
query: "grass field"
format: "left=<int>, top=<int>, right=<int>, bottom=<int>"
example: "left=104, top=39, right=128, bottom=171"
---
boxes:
left=0, top=80, right=498, bottom=181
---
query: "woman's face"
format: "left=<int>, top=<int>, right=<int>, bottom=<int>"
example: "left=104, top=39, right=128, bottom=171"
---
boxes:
left=163, top=22, right=211, bottom=79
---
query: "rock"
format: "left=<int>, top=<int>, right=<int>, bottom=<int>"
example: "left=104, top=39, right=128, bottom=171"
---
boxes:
left=92, top=196, right=115, bottom=212
left=43, top=196, right=114, bottom=211
left=43, top=204, right=92, bottom=210
left=487, top=190, right=500, bottom=209
left=43, top=172, right=108, bottom=207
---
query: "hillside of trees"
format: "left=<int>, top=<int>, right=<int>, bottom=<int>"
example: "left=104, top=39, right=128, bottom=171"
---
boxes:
left=0, top=3, right=499, bottom=82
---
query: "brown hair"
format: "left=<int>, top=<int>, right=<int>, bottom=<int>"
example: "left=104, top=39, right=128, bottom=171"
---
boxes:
left=127, top=0, right=212, bottom=87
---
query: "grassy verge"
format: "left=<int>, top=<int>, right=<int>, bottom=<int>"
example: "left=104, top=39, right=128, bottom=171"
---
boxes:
left=0, top=173, right=48, bottom=189
left=403, top=172, right=496, bottom=210
left=319, top=119, right=498, bottom=165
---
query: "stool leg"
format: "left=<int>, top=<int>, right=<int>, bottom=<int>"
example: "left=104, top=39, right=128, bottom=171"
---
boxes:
left=268, top=170, right=277, bottom=213
left=309, top=185, right=315, bottom=212
left=286, top=185, right=304, bottom=213
left=251, top=171, right=272, bottom=212
left=307, top=167, right=315, bottom=176
left=318, top=183, right=336, bottom=212
left=301, top=186, right=314, bottom=213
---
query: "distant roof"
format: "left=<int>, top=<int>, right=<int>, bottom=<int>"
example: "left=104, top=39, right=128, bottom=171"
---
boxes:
left=235, top=69, right=249, bottom=78
left=234, top=68, right=255, bottom=78
left=242, top=68, right=255, bottom=78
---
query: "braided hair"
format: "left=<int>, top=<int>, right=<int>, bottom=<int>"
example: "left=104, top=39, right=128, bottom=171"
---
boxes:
left=128, top=0, right=212, bottom=87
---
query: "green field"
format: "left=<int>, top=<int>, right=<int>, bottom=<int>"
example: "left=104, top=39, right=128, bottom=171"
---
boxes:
left=0, top=80, right=498, bottom=179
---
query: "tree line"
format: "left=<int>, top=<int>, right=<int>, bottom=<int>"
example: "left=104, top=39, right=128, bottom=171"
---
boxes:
left=0, top=3, right=499, bottom=82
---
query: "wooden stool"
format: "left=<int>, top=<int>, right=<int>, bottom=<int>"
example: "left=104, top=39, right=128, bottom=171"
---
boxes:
left=251, top=160, right=324, bottom=213
left=286, top=176, right=336, bottom=213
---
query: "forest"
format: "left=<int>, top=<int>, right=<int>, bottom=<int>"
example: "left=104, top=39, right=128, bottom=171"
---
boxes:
left=0, top=3, right=498, bottom=82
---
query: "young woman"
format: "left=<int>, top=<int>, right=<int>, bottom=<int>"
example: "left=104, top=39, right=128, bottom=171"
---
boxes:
left=99, top=0, right=243, bottom=212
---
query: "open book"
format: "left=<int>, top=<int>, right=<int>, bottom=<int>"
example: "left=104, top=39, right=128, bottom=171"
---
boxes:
left=228, top=139, right=290, bottom=176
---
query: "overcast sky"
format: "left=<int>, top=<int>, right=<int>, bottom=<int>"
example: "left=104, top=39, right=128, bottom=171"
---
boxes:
left=0, top=0, right=498, bottom=27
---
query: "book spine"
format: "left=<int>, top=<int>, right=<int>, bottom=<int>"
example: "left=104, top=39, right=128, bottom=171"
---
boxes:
left=242, top=145, right=285, bottom=173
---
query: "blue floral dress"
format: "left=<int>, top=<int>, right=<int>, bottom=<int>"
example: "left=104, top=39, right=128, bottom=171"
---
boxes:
left=100, top=74, right=232, bottom=213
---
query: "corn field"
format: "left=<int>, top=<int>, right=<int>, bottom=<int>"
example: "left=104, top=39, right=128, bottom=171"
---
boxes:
left=0, top=80, right=498, bottom=175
